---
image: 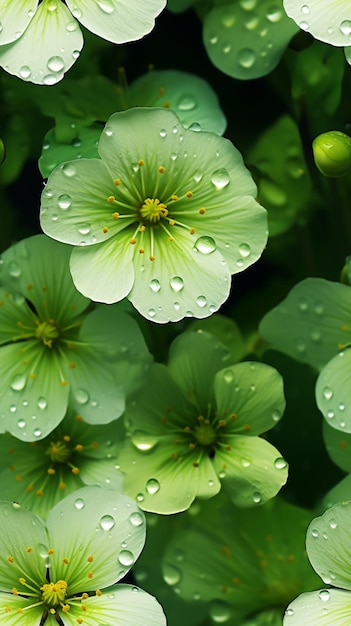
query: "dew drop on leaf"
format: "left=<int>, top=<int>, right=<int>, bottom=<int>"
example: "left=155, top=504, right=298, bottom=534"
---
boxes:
left=99, top=514, right=115, bottom=531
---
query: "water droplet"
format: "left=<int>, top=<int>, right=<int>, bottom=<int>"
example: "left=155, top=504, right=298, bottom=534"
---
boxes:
left=132, top=431, right=158, bottom=452
left=148, top=308, right=156, bottom=318
left=19, top=66, right=31, bottom=79
left=189, top=122, right=201, bottom=132
left=77, top=223, right=91, bottom=236
left=74, top=498, right=85, bottom=510
left=327, top=410, right=335, bottom=420
left=37, top=397, right=47, bottom=410
left=223, top=370, right=234, bottom=383
left=338, top=403, right=345, bottom=411
left=149, top=279, right=161, bottom=293
left=285, top=608, right=294, bottom=617
left=311, top=528, right=319, bottom=538
left=329, top=519, right=337, bottom=529
left=209, top=34, right=219, bottom=45
left=238, top=48, right=256, bottom=68
left=104, top=126, right=113, bottom=137
left=196, top=295, right=207, bottom=308
left=11, top=374, right=26, bottom=391
left=47, top=56, right=65, bottom=72
left=10, top=405, right=17, bottom=413
left=164, top=563, right=182, bottom=585
left=323, top=386, right=333, bottom=400
left=17, top=419, right=26, bottom=429
left=99, top=514, right=115, bottom=531
left=62, top=163, right=76, bottom=177
left=252, top=491, right=262, bottom=503
left=209, top=600, right=232, bottom=623
left=8, top=261, right=21, bottom=278
left=299, top=20, right=309, bottom=31
left=129, top=512, right=144, bottom=527
left=241, top=458, right=252, bottom=467
left=146, top=478, right=160, bottom=494
left=136, top=493, right=144, bottom=502
left=33, top=427, right=42, bottom=437
left=319, top=589, right=330, bottom=602
left=266, top=6, right=282, bottom=22
left=238, top=243, right=251, bottom=258
left=58, top=194, right=71, bottom=210
left=170, top=276, right=184, bottom=292
left=160, top=129, right=167, bottom=138
left=274, top=457, right=287, bottom=470
left=97, top=0, right=115, bottom=14
left=340, top=20, right=351, bottom=36
left=194, top=236, right=216, bottom=254
left=173, top=302, right=180, bottom=310
left=210, top=168, right=230, bottom=189
left=313, top=301, right=324, bottom=315
left=295, top=338, right=306, bottom=353
left=177, top=94, right=196, bottom=111
left=75, top=389, right=90, bottom=405
left=43, top=74, right=59, bottom=85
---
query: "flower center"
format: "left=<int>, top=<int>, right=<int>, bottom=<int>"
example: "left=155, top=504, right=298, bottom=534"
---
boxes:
left=35, top=320, right=60, bottom=348
left=139, top=198, right=168, bottom=223
left=46, top=440, right=70, bottom=463
left=41, top=580, right=68, bottom=607
left=194, top=423, right=217, bottom=446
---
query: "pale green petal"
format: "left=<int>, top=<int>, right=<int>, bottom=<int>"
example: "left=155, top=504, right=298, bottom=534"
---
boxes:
left=284, top=589, right=351, bottom=626
left=306, top=501, right=351, bottom=590
left=0, top=1, right=38, bottom=45
left=216, top=436, right=288, bottom=507
left=345, top=46, right=351, bottom=65
left=62, top=585, right=166, bottom=626
left=323, top=421, right=351, bottom=473
left=79, top=457, right=124, bottom=490
left=128, top=69, right=227, bottom=135
left=0, top=234, right=89, bottom=323
left=283, top=0, right=351, bottom=47
left=0, top=341, right=69, bottom=441
left=323, top=474, right=351, bottom=510
left=119, top=438, right=220, bottom=514
left=128, top=229, right=231, bottom=322
left=316, top=349, right=351, bottom=432
left=214, top=362, right=286, bottom=436
left=0, top=289, right=37, bottom=346
left=259, top=278, right=351, bottom=369
left=70, top=236, right=135, bottom=304
left=0, top=593, right=44, bottom=623
left=203, top=0, right=298, bottom=80
left=0, top=501, right=46, bottom=590
left=39, top=125, right=100, bottom=178
left=67, top=0, right=166, bottom=44
left=47, top=486, right=146, bottom=592
left=40, top=159, right=135, bottom=246
left=0, top=1, right=83, bottom=85
left=168, top=331, right=231, bottom=408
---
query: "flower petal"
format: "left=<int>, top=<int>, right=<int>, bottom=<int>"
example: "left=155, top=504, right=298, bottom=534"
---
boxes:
left=284, top=589, right=351, bottom=626
left=283, top=0, right=351, bottom=47
left=0, top=593, right=45, bottom=623
left=0, top=0, right=83, bottom=85
left=0, top=1, right=38, bottom=45
left=323, top=420, right=351, bottom=473
left=62, top=585, right=166, bottom=626
left=47, top=486, right=146, bottom=592
left=316, top=349, right=351, bottom=433
left=214, top=361, right=286, bottom=435
left=67, top=0, right=166, bottom=44
left=306, top=501, right=351, bottom=590
left=259, top=278, right=351, bottom=370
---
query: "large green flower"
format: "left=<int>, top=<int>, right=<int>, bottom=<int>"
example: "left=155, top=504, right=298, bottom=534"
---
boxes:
left=0, top=485, right=166, bottom=625
left=40, top=107, right=268, bottom=323
left=0, top=0, right=166, bottom=84
left=0, top=409, right=125, bottom=517
left=284, top=501, right=351, bottom=625
left=0, top=234, right=151, bottom=441
left=118, top=331, right=287, bottom=514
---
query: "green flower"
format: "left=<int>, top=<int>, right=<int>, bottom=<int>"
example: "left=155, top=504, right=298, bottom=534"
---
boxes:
left=0, top=234, right=151, bottom=441
left=160, top=493, right=319, bottom=624
left=313, top=131, right=351, bottom=178
left=118, top=331, right=287, bottom=514
left=40, top=107, right=268, bottom=323
left=0, top=409, right=125, bottom=517
left=0, top=0, right=166, bottom=85
left=284, top=501, right=351, bottom=625
left=259, top=277, right=351, bottom=432
left=0, top=485, right=166, bottom=625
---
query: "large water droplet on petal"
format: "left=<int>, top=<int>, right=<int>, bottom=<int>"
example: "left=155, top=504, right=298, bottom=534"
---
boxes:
left=118, top=550, right=134, bottom=566
left=209, top=600, right=232, bottom=623
left=146, top=478, right=160, bottom=494
left=99, top=514, right=115, bottom=531
left=170, top=276, right=184, bottom=292
left=129, top=512, right=144, bottom=527
left=164, top=563, right=182, bottom=585
left=149, top=279, right=161, bottom=293
left=74, top=498, right=85, bottom=510
left=11, top=374, right=26, bottom=391
left=210, top=168, right=230, bottom=189
left=194, top=236, right=216, bottom=254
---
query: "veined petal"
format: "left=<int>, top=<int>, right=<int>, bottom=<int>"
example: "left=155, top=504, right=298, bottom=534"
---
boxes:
left=216, top=436, right=288, bottom=507
left=0, top=501, right=47, bottom=590
left=0, top=0, right=83, bottom=85
left=283, top=0, right=351, bottom=47
left=214, top=362, right=286, bottom=436
left=306, top=501, right=351, bottom=590
left=41, top=158, right=136, bottom=246
left=284, top=589, right=351, bottom=625
left=47, top=486, right=146, bottom=592
left=79, top=457, right=124, bottom=491
left=62, top=585, right=166, bottom=626
left=259, top=278, right=351, bottom=370
left=0, top=235, right=89, bottom=324
left=0, top=593, right=44, bottom=623
left=316, top=349, right=351, bottom=433
left=323, top=420, right=351, bottom=473
left=0, top=289, right=37, bottom=346
left=0, top=1, right=38, bottom=46
left=70, top=236, right=135, bottom=304
left=67, top=0, right=166, bottom=44
left=0, top=341, right=69, bottom=441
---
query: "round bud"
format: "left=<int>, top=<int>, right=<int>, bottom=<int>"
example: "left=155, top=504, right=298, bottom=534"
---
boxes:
left=312, top=131, right=351, bottom=178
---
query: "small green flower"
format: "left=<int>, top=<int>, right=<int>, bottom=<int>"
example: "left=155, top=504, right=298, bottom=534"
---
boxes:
left=118, top=331, right=287, bottom=514
left=313, top=131, right=351, bottom=178
left=284, top=501, right=351, bottom=625
left=0, top=0, right=166, bottom=85
left=40, top=107, right=268, bottom=323
left=0, top=234, right=151, bottom=441
left=0, top=485, right=166, bottom=625
left=0, top=409, right=125, bottom=517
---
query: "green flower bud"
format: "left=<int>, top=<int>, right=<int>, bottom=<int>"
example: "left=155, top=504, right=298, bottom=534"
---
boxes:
left=312, top=131, right=351, bottom=178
